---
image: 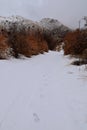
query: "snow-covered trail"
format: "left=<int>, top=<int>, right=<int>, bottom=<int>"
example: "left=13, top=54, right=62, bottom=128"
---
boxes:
left=0, top=51, right=87, bottom=130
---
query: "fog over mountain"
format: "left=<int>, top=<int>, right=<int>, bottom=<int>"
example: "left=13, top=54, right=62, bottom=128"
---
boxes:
left=0, top=0, right=87, bottom=28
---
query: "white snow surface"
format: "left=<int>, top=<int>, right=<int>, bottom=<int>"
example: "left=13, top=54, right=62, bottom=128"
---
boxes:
left=0, top=51, right=87, bottom=130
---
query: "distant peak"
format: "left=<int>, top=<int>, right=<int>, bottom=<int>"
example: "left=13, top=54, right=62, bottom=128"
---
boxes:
left=40, top=18, right=61, bottom=25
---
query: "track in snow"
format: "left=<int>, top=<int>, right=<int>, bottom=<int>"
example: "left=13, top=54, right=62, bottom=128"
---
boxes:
left=0, top=51, right=87, bottom=130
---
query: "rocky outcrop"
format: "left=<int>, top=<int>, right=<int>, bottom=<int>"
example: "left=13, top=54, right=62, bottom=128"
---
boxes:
left=39, top=18, right=70, bottom=50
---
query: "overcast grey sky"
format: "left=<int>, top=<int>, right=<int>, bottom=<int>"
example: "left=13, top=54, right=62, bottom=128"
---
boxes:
left=0, top=0, right=87, bottom=28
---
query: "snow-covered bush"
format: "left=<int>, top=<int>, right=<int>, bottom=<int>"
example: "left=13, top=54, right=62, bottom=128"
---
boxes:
left=0, top=33, right=13, bottom=59
left=0, top=16, right=48, bottom=58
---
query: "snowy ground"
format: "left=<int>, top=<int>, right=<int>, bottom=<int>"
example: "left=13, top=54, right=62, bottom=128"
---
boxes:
left=0, top=51, right=87, bottom=130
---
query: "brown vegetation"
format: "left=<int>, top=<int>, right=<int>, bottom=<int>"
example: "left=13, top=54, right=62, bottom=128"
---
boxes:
left=8, top=30, right=48, bottom=58
left=43, top=33, right=57, bottom=50
left=63, top=29, right=87, bottom=57
left=43, top=30, right=67, bottom=51
left=63, top=29, right=87, bottom=65
left=0, top=25, right=48, bottom=59
left=0, top=32, right=11, bottom=59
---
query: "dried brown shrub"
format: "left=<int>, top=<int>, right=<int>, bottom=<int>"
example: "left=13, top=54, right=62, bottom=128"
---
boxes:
left=8, top=27, right=48, bottom=58
left=0, top=33, right=11, bottom=59
left=63, top=29, right=87, bottom=56
left=43, top=33, right=57, bottom=50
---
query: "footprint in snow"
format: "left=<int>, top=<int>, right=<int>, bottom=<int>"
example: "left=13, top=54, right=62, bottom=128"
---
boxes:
left=68, top=71, right=73, bottom=74
left=40, top=94, right=44, bottom=98
left=33, top=113, right=40, bottom=123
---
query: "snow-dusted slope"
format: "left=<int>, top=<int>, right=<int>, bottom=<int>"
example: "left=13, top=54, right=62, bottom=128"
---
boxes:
left=0, top=15, right=42, bottom=32
left=0, top=51, right=87, bottom=130
left=0, top=16, right=70, bottom=33
left=39, top=18, right=62, bottom=30
left=39, top=18, right=70, bottom=32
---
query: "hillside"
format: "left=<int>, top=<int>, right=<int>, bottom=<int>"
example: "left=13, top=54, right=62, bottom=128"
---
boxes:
left=0, top=16, right=70, bottom=59
left=39, top=18, right=69, bottom=32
